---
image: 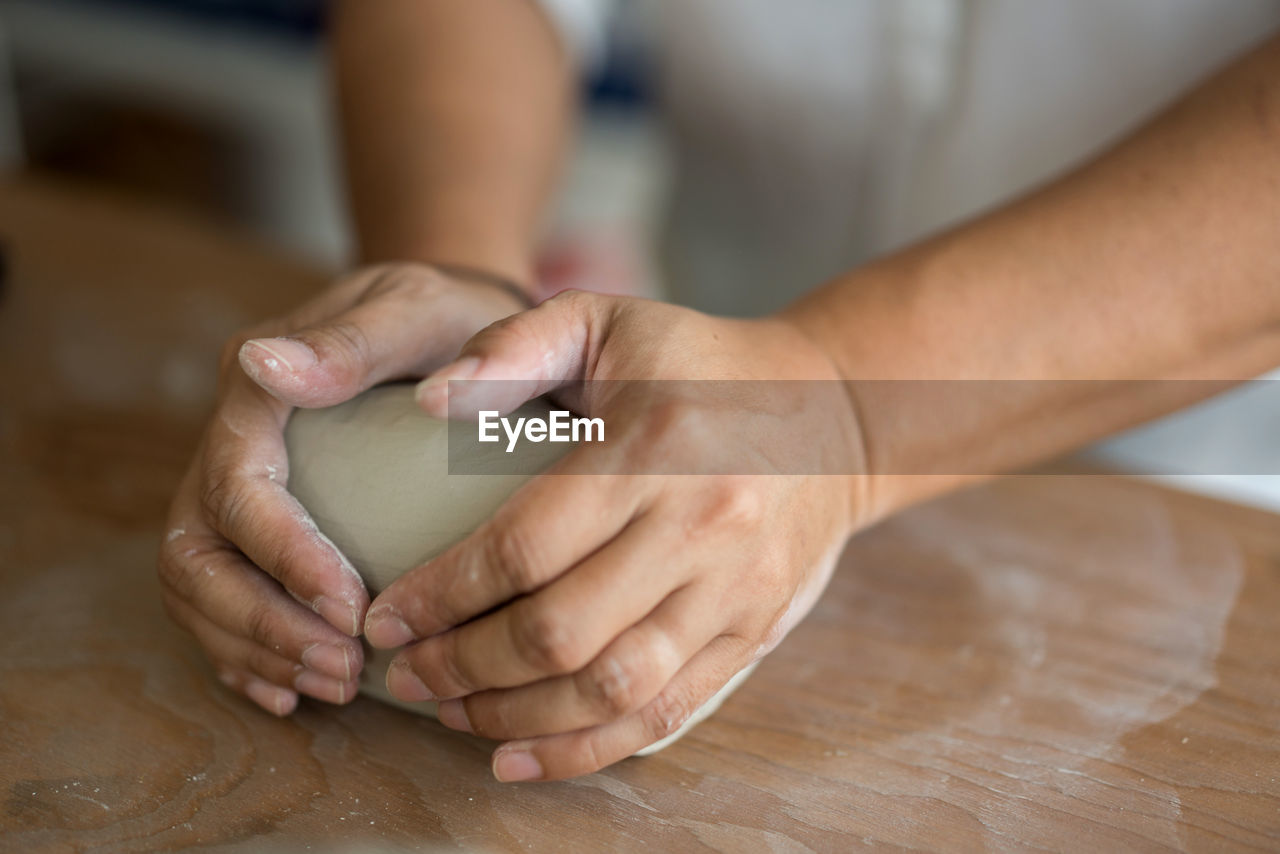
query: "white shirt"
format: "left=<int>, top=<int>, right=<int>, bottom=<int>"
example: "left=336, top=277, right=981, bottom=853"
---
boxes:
left=538, top=0, right=1280, bottom=509
left=540, top=0, right=1280, bottom=315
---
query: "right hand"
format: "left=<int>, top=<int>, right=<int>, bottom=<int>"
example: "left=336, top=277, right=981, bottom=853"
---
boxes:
left=158, top=262, right=530, bottom=715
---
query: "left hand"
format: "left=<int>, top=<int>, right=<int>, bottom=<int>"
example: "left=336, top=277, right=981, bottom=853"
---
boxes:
left=364, top=291, right=867, bottom=780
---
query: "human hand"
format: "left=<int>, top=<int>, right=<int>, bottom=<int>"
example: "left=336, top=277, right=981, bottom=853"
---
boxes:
left=364, top=291, right=867, bottom=780
left=159, top=263, right=529, bottom=715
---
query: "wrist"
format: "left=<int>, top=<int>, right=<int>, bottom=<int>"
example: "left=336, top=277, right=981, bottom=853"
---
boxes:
left=774, top=267, right=977, bottom=528
left=762, top=314, right=882, bottom=533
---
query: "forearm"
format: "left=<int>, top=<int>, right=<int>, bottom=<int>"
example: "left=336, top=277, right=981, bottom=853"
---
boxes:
left=332, top=0, right=574, bottom=289
left=782, top=31, right=1280, bottom=518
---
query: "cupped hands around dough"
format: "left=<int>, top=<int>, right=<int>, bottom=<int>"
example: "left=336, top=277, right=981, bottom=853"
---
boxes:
left=343, top=292, right=864, bottom=781
left=284, top=385, right=757, bottom=757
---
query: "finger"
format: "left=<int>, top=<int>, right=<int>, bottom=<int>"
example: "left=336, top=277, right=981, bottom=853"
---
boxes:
left=415, top=290, right=611, bottom=419
left=364, top=453, right=648, bottom=648
left=386, top=511, right=681, bottom=701
left=173, top=597, right=359, bottom=706
left=488, top=635, right=753, bottom=782
left=159, top=530, right=362, bottom=681
left=436, top=584, right=722, bottom=740
left=215, top=668, right=299, bottom=717
left=239, top=265, right=515, bottom=408
left=195, top=401, right=370, bottom=636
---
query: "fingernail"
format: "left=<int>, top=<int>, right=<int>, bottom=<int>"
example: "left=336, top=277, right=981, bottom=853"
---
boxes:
left=244, top=677, right=297, bottom=717
left=364, top=603, right=415, bottom=648
left=386, top=658, right=435, bottom=702
left=293, top=670, right=352, bottom=704
left=436, top=699, right=473, bottom=733
left=493, top=748, right=543, bottom=783
left=415, top=356, right=483, bottom=410
left=242, top=337, right=318, bottom=373
left=301, top=643, right=353, bottom=681
left=313, top=596, right=361, bottom=638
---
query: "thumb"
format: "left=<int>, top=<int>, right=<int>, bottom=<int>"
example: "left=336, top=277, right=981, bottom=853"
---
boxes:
left=237, top=288, right=477, bottom=409
left=415, top=290, right=605, bottom=419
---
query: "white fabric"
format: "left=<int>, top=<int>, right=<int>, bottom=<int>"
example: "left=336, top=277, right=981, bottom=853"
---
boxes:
left=535, top=0, right=1280, bottom=314
left=534, top=0, right=1280, bottom=505
left=531, top=0, right=615, bottom=71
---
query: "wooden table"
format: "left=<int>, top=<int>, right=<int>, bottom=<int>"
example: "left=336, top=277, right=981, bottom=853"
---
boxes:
left=2, top=179, right=1278, bottom=852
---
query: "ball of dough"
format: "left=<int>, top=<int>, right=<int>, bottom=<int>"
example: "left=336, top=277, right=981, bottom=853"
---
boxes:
left=285, top=383, right=753, bottom=755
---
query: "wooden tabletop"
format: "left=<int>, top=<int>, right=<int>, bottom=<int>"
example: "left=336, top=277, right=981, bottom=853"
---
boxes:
left=2, top=178, right=1278, bottom=852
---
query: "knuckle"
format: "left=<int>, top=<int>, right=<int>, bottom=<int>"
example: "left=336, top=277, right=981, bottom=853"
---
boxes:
left=439, top=649, right=477, bottom=696
left=623, top=399, right=701, bottom=472
left=198, top=459, right=249, bottom=534
left=698, top=480, right=765, bottom=530
left=418, top=637, right=474, bottom=696
left=158, top=555, right=201, bottom=602
left=484, top=523, right=543, bottom=592
left=643, top=400, right=719, bottom=465
left=158, top=525, right=203, bottom=575
left=243, top=602, right=284, bottom=651
left=260, top=537, right=308, bottom=591
left=157, top=534, right=183, bottom=573
left=644, top=398, right=698, bottom=438
left=577, top=736, right=609, bottom=776
left=306, top=320, right=375, bottom=380
left=513, top=604, right=582, bottom=675
left=244, top=644, right=293, bottom=685
left=641, top=688, right=694, bottom=744
left=480, top=697, right=516, bottom=739
left=583, top=654, right=644, bottom=718
left=156, top=539, right=211, bottom=604
left=389, top=574, right=445, bottom=634
left=198, top=466, right=299, bottom=581
left=155, top=540, right=184, bottom=587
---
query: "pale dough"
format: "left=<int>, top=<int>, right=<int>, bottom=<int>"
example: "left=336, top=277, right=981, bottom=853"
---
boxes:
left=284, top=383, right=754, bottom=755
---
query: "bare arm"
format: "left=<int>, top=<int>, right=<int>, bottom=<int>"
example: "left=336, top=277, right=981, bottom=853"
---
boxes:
left=782, top=31, right=1280, bottom=518
left=333, top=0, right=575, bottom=290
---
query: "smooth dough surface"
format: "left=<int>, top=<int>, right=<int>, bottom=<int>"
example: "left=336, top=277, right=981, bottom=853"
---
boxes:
left=284, top=383, right=754, bottom=755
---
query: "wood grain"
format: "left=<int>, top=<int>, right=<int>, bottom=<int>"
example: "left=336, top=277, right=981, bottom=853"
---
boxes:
left=1, top=178, right=1277, bottom=852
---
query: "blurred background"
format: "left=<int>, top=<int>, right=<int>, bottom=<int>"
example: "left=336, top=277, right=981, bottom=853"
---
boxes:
left=0, top=0, right=350, bottom=261
left=0, top=0, right=665, bottom=287
left=0, top=0, right=1276, bottom=509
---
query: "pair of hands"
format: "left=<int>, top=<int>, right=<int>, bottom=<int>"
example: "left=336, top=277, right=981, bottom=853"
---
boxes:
left=159, top=263, right=864, bottom=780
